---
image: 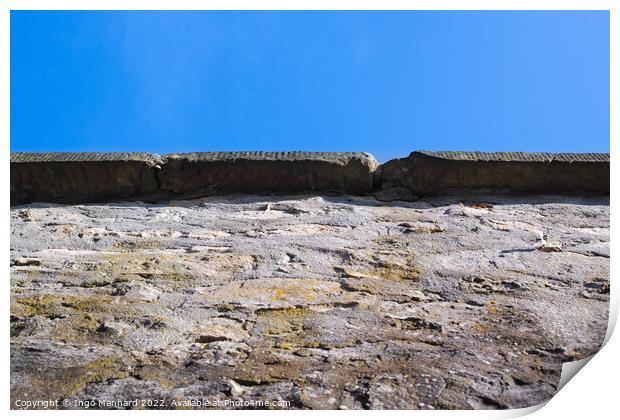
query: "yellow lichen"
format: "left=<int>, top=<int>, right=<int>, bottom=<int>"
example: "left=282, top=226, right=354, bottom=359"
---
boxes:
left=485, top=301, right=498, bottom=315
left=28, top=355, right=128, bottom=401
left=472, top=322, right=490, bottom=333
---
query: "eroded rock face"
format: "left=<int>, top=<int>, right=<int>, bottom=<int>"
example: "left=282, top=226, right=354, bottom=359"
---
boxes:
left=10, top=195, right=609, bottom=409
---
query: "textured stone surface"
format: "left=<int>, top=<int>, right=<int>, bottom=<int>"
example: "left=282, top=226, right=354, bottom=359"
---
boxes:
left=10, top=153, right=162, bottom=205
left=10, top=194, right=609, bottom=409
left=411, top=151, right=610, bottom=162
left=11, top=152, right=379, bottom=205
left=377, top=151, right=610, bottom=198
left=158, top=152, right=378, bottom=197
left=11, top=151, right=610, bottom=205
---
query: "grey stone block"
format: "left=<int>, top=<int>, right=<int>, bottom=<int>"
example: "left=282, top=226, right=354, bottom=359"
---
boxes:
left=10, top=151, right=379, bottom=205
left=157, top=152, right=379, bottom=197
left=376, top=151, right=609, bottom=198
left=10, top=152, right=162, bottom=205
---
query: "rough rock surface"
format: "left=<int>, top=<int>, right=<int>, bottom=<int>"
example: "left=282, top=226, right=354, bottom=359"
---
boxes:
left=158, top=152, right=378, bottom=197
left=10, top=194, right=609, bottom=409
left=377, top=151, right=610, bottom=197
left=10, top=153, right=162, bottom=205
left=10, top=152, right=379, bottom=205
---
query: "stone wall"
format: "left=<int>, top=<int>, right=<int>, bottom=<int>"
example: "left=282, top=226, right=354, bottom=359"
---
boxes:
left=10, top=194, right=610, bottom=409
left=9, top=150, right=611, bottom=409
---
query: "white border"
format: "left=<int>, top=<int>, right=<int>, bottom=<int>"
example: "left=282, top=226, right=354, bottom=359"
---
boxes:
left=2, top=2, right=616, bottom=419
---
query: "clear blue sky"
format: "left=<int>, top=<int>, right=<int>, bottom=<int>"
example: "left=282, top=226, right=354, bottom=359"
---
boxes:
left=11, top=11, right=609, bottom=162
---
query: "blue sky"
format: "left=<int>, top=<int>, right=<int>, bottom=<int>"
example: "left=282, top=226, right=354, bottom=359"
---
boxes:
left=11, top=11, right=609, bottom=162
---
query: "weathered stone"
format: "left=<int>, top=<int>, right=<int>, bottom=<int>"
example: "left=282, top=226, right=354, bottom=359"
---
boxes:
left=157, top=152, right=378, bottom=197
left=11, top=150, right=609, bottom=205
left=10, top=152, right=161, bottom=205
left=377, top=151, right=610, bottom=198
left=10, top=194, right=609, bottom=409
left=11, top=151, right=379, bottom=204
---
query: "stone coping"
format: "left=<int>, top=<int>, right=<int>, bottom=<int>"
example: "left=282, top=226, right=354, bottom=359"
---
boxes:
left=10, top=151, right=610, bottom=204
left=414, top=151, right=609, bottom=163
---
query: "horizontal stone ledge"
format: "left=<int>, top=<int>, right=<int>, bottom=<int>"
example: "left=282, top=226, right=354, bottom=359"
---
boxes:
left=10, top=152, right=163, bottom=205
left=10, top=151, right=379, bottom=205
left=9, top=152, right=162, bottom=164
left=376, top=151, right=610, bottom=200
left=11, top=150, right=609, bottom=205
left=158, top=152, right=378, bottom=197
